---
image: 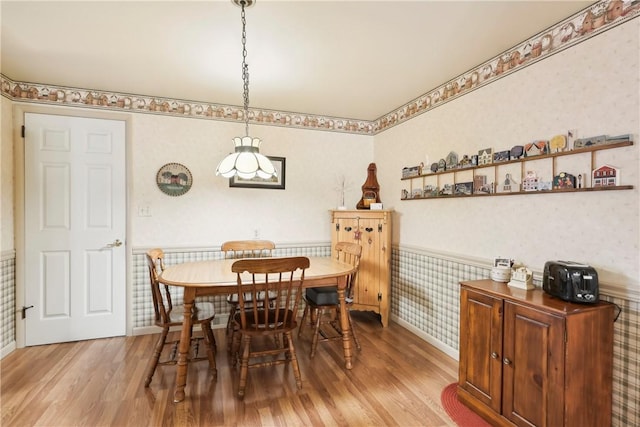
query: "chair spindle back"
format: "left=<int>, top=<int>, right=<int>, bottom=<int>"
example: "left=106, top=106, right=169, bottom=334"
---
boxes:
left=232, top=257, right=309, bottom=333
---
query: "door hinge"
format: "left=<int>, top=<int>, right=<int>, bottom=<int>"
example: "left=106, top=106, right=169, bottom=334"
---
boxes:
left=21, top=125, right=25, bottom=138
left=378, top=224, right=382, bottom=232
left=378, top=292, right=382, bottom=301
left=336, top=223, right=340, bottom=231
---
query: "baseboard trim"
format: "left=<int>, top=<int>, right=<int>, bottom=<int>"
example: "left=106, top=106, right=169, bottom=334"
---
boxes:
left=1, top=341, right=16, bottom=359
left=392, top=314, right=459, bottom=361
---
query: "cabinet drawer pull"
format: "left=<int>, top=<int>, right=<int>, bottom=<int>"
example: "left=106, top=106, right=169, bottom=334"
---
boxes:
left=491, top=352, right=499, bottom=359
left=503, top=358, right=512, bottom=365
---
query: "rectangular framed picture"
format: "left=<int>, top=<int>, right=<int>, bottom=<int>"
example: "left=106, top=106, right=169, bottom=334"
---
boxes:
left=229, top=156, right=286, bottom=189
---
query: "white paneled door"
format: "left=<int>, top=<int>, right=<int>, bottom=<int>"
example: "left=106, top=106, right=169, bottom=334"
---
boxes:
left=24, top=113, right=126, bottom=346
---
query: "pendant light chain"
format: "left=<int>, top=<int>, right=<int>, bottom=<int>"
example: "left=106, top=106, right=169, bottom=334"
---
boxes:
left=241, top=2, right=250, bottom=137
left=216, top=0, right=276, bottom=180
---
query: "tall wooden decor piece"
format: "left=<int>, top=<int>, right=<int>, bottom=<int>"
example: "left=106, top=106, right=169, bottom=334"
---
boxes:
left=356, top=163, right=381, bottom=209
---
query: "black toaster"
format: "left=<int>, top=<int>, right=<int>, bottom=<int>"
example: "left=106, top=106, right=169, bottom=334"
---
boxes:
left=543, top=261, right=599, bottom=303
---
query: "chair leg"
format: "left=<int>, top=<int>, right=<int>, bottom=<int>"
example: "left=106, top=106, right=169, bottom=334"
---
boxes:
left=226, top=303, right=237, bottom=354
left=226, top=303, right=236, bottom=336
left=144, top=328, right=169, bottom=387
left=310, top=306, right=322, bottom=358
left=231, top=322, right=241, bottom=367
left=298, top=303, right=309, bottom=338
left=285, top=331, right=303, bottom=390
left=227, top=326, right=237, bottom=355
left=202, top=322, right=218, bottom=379
left=237, top=334, right=251, bottom=398
left=347, top=309, right=361, bottom=350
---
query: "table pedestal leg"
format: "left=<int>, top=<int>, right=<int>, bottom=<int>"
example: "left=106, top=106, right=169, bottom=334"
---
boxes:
left=173, top=289, right=195, bottom=403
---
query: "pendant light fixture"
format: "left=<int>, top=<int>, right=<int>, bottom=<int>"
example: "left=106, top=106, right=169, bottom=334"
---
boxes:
left=216, top=0, right=277, bottom=180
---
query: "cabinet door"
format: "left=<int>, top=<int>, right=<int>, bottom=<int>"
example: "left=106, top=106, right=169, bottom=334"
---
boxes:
left=354, top=216, right=383, bottom=309
left=333, top=216, right=382, bottom=309
left=458, top=288, right=503, bottom=413
left=333, top=216, right=359, bottom=246
left=502, top=302, right=564, bottom=427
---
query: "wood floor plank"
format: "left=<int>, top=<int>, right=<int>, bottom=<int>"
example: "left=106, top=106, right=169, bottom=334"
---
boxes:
left=1, top=313, right=458, bottom=426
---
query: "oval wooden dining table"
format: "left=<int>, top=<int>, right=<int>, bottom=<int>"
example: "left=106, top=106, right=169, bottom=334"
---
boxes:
left=159, top=256, right=357, bottom=403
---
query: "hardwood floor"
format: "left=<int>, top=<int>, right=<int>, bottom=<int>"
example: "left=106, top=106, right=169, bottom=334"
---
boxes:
left=1, top=312, right=458, bottom=426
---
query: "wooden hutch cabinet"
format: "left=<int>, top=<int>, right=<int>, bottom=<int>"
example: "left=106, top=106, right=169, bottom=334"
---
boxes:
left=330, top=210, right=392, bottom=327
left=458, top=279, right=614, bottom=427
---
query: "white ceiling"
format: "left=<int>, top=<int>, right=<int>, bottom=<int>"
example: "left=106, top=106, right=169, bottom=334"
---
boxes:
left=1, top=0, right=594, bottom=121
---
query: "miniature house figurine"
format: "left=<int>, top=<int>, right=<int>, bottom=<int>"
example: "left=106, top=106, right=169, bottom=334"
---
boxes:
left=553, top=172, right=577, bottom=189
left=424, top=185, right=438, bottom=197
left=524, top=140, right=549, bottom=157
left=459, top=155, right=472, bottom=168
left=508, top=267, right=534, bottom=290
left=439, top=184, right=453, bottom=196
left=474, top=175, right=488, bottom=194
left=445, top=152, right=459, bottom=170
left=539, top=180, right=553, bottom=191
left=478, top=148, right=493, bottom=165
left=522, top=170, right=540, bottom=191
left=500, top=173, right=519, bottom=193
left=592, top=164, right=620, bottom=187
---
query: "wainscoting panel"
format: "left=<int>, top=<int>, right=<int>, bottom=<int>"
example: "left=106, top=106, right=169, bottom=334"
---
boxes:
left=131, top=245, right=332, bottom=330
left=603, top=294, right=639, bottom=427
left=1, top=252, right=16, bottom=356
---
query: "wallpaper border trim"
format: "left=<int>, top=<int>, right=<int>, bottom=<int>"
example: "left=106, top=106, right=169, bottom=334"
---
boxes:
left=1, top=0, right=637, bottom=136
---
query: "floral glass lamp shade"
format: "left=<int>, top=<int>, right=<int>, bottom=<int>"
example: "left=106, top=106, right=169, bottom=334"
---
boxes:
left=215, top=0, right=277, bottom=181
left=216, top=136, right=276, bottom=179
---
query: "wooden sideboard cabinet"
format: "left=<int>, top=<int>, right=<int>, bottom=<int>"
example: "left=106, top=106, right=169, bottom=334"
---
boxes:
left=458, top=279, right=614, bottom=427
left=330, top=210, right=392, bottom=327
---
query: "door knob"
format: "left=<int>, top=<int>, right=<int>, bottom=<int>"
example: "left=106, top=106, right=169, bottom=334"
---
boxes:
left=107, top=239, right=123, bottom=248
left=503, top=357, right=512, bottom=365
left=491, top=352, right=499, bottom=359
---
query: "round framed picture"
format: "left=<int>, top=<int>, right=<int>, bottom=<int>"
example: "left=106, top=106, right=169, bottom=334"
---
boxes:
left=156, top=163, right=192, bottom=196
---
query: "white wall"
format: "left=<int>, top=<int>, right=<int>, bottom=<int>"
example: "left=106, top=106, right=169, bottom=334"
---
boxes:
left=1, top=97, right=14, bottom=254
left=5, top=103, right=373, bottom=251
left=375, top=20, right=640, bottom=291
left=131, top=114, right=373, bottom=247
left=3, top=17, right=638, bottom=290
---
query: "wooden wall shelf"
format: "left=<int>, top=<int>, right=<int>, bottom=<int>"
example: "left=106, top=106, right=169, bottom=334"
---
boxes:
left=401, top=140, right=634, bottom=200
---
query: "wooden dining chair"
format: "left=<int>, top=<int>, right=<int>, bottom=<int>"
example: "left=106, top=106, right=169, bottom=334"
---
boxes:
left=230, top=256, right=310, bottom=398
left=298, top=242, right=362, bottom=357
left=143, top=248, right=217, bottom=387
left=222, top=240, right=277, bottom=353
